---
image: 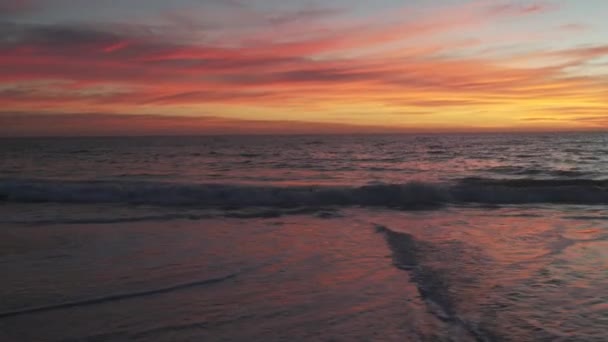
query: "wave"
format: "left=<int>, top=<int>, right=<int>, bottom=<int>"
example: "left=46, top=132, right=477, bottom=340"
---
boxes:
left=1, top=177, right=607, bottom=208
left=484, top=166, right=592, bottom=178
left=0, top=208, right=343, bottom=225
left=0, top=213, right=214, bottom=226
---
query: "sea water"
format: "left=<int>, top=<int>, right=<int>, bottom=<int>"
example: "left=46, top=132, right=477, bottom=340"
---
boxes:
left=0, top=133, right=606, bottom=341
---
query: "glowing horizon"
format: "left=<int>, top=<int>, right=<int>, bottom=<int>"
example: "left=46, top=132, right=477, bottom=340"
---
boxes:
left=1, top=0, right=608, bottom=135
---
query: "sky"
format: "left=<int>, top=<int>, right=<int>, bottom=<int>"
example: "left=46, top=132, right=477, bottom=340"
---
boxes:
left=1, top=0, right=608, bottom=135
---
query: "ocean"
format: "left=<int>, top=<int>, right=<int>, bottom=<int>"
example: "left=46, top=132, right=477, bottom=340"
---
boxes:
left=0, top=133, right=607, bottom=341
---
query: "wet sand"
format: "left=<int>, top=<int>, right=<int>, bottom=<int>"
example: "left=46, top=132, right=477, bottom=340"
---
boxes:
left=1, top=207, right=606, bottom=341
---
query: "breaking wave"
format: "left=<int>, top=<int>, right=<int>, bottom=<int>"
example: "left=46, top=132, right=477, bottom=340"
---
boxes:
left=1, top=177, right=607, bottom=208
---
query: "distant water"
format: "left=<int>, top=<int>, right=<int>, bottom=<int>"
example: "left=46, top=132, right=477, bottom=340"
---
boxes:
left=2, top=133, right=608, bottom=207
left=0, top=133, right=607, bottom=341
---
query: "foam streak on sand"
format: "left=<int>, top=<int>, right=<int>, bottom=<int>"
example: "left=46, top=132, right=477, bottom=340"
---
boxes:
left=0, top=273, right=238, bottom=319
left=375, top=225, right=493, bottom=342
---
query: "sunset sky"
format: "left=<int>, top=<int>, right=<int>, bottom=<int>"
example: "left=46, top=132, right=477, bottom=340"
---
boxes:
left=1, top=0, right=608, bottom=135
